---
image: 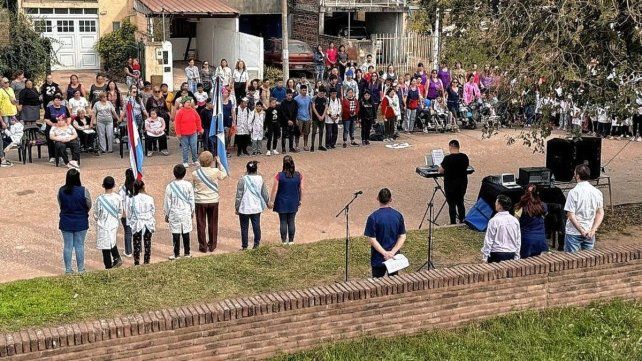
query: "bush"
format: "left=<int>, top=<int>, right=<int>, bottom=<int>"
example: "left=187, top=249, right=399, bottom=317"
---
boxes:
left=264, top=66, right=284, bottom=84
left=95, top=19, right=139, bottom=81
left=0, top=12, right=55, bottom=80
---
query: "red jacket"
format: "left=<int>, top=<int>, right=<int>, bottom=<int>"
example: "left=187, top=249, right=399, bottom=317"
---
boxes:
left=341, top=97, right=360, bottom=120
left=175, top=107, right=203, bottom=136
left=380, top=96, right=396, bottom=119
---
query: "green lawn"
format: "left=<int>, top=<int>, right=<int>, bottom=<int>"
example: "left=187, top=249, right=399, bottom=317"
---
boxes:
left=273, top=300, right=642, bottom=361
left=0, top=226, right=482, bottom=333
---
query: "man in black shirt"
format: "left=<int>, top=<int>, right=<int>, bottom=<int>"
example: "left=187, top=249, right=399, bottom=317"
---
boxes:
left=279, top=89, right=298, bottom=153
left=199, top=98, right=214, bottom=154
left=439, top=140, right=470, bottom=224
left=310, top=87, right=328, bottom=152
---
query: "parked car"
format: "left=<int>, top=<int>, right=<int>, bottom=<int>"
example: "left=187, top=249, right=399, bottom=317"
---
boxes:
left=337, top=26, right=370, bottom=40
left=264, top=39, right=315, bottom=73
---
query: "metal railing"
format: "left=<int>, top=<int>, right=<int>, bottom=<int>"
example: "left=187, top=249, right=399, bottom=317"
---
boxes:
left=320, top=0, right=408, bottom=8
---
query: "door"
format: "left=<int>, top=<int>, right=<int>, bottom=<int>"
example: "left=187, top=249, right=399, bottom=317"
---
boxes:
left=39, top=17, right=100, bottom=70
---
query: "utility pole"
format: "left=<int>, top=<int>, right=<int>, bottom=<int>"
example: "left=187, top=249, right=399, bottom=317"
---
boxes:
left=281, top=0, right=290, bottom=81
left=432, top=7, right=440, bottom=70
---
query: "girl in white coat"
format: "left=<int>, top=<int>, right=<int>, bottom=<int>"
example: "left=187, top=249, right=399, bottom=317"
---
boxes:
left=128, top=180, right=156, bottom=265
left=164, top=164, right=195, bottom=260
left=250, top=102, right=265, bottom=155
left=95, top=176, right=123, bottom=269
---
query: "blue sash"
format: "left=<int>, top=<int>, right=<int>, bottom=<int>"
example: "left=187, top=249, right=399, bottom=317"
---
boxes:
left=196, top=168, right=218, bottom=193
left=169, top=181, right=190, bottom=204
left=97, top=195, right=119, bottom=219
left=244, top=175, right=266, bottom=209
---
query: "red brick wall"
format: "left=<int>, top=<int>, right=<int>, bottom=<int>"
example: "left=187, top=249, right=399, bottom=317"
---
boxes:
left=2, top=246, right=642, bottom=360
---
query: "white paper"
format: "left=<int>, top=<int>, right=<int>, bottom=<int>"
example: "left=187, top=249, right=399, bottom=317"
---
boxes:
left=432, top=148, right=445, bottom=166
left=83, top=129, right=96, bottom=134
left=383, top=254, right=409, bottom=273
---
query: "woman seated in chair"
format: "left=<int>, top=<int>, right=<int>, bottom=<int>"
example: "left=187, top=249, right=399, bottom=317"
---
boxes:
left=514, top=184, right=549, bottom=259
left=144, top=108, right=168, bottom=156
left=50, top=114, right=81, bottom=169
left=72, top=108, right=97, bottom=153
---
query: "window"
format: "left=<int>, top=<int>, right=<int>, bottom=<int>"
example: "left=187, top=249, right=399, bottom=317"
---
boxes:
left=39, top=8, right=54, bottom=14
left=56, top=20, right=74, bottom=33
left=54, top=8, right=68, bottom=14
left=112, top=21, right=121, bottom=31
left=25, top=8, right=38, bottom=14
left=70, top=8, right=83, bottom=14
left=84, top=8, right=98, bottom=15
left=34, top=20, right=53, bottom=33
left=79, top=20, right=96, bottom=32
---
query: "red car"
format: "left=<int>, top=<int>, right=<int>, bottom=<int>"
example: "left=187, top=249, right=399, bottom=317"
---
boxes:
left=264, top=38, right=315, bottom=74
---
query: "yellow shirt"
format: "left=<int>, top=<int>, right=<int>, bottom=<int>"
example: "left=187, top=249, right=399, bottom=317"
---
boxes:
left=0, top=87, right=17, bottom=117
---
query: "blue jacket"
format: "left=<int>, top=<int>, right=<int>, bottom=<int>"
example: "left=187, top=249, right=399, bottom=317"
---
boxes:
left=58, top=186, right=91, bottom=232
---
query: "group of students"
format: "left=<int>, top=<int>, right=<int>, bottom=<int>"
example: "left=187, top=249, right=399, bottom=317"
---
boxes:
left=56, top=150, right=304, bottom=273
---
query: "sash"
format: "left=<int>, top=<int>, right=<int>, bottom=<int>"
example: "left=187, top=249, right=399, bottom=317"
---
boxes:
left=244, top=175, right=266, bottom=209
left=169, top=182, right=190, bottom=204
left=196, top=168, right=218, bottom=193
left=98, top=195, right=119, bottom=219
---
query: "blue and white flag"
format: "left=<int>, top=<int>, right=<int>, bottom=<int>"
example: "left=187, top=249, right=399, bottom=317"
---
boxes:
left=126, top=100, right=144, bottom=180
left=209, top=76, right=229, bottom=174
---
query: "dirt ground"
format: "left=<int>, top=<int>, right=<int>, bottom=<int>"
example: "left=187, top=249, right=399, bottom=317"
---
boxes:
left=1, top=128, right=640, bottom=282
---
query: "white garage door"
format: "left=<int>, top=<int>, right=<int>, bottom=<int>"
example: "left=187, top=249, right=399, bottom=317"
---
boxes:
left=31, top=11, right=100, bottom=70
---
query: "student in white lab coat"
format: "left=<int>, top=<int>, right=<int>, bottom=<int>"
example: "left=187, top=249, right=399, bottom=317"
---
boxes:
left=94, top=176, right=123, bottom=269
left=164, top=164, right=195, bottom=260
left=250, top=102, right=265, bottom=155
left=128, top=179, right=155, bottom=265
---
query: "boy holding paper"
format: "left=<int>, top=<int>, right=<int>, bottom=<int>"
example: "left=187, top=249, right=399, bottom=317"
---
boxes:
left=364, top=188, right=407, bottom=278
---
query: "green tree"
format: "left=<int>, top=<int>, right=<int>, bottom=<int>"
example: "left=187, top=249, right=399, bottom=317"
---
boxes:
left=0, top=12, right=55, bottom=80
left=95, top=19, right=140, bottom=81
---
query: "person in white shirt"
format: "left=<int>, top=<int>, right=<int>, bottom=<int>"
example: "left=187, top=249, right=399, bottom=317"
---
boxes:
left=164, top=164, right=195, bottom=260
left=564, top=164, right=604, bottom=253
left=128, top=180, right=155, bottom=265
left=482, top=195, right=521, bottom=263
left=185, top=58, right=201, bottom=93
left=360, top=54, right=375, bottom=74
left=233, top=60, right=249, bottom=102
left=68, top=90, right=89, bottom=117
left=234, top=161, right=270, bottom=250
left=145, top=109, right=168, bottom=156
left=215, top=58, right=233, bottom=88
left=325, top=89, right=342, bottom=149
left=2, top=116, right=23, bottom=152
left=235, top=98, right=252, bottom=156
left=250, top=102, right=265, bottom=155
left=94, top=176, right=123, bottom=269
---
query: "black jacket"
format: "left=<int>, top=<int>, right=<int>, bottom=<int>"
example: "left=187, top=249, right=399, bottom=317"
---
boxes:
left=279, top=98, right=298, bottom=125
left=359, top=98, right=376, bottom=121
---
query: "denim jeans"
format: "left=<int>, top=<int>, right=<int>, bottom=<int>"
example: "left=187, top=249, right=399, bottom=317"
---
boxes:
left=564, top=234, right=595, bottom=253
left=180, top=133, right=198, bottom=163
left=62, top=230, right=87, bottom=273
left=239, top=213, right=261, bottom=249
left=278, top=212, right=297, bottom=243
left=405, top=109, right=417, bottom=131
left=343, top=117, right=356, bottom=142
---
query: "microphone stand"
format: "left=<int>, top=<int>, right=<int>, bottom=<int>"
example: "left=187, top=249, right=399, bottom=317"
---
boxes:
left=336, top=192, right=361, bottom=282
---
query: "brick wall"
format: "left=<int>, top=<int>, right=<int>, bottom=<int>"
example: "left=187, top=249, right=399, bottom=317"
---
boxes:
left=291, top=0, right=321, bottom=45
left=2, top=245, right=642, bottom=360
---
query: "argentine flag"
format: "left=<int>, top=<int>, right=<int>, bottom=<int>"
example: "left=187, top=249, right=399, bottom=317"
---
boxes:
left=209, top=76, right=230, bottom=174
left=126, top=99, right=144, bottom=180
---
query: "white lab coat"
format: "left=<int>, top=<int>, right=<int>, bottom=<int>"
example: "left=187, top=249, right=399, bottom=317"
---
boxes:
left=94, top=193, right=123, bottom=250
left=127, top=193, right=156, bottom=234
left=250, top=111, right=265, bottom=141
left=163, top=179, right=195, bottom=234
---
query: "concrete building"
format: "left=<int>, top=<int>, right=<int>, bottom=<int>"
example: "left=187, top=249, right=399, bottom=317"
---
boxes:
left=17, top=0, right=135, bottom=70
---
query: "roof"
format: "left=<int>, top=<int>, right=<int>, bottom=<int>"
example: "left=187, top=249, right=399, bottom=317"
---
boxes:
left=135, top=0, right=239, bottom=16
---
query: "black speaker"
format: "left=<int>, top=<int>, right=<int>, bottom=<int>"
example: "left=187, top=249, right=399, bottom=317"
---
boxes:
left=546, top=137, right=602, bottom=182
left=546, top=138, right=576, bottom=182
left=575, top=136, right=602, bottom=179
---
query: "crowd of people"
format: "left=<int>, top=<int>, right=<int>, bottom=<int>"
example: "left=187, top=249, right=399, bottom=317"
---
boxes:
left=56, top=150, right=304, bottom=273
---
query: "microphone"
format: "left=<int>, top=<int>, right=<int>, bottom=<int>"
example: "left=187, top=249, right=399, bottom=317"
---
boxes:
left=354, top=191, right=363, bottom=196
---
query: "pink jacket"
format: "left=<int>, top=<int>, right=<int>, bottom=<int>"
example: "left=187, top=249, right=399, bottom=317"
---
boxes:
left=463, top=82, right=480, bottom=105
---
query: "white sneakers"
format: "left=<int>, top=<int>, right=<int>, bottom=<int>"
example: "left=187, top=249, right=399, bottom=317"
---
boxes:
left=272, top=149, right=280, bottom=155
left=67, top=160, right=79, bottom=169
left=266, top=151, right=271, bottom=156
left=182, top=163, right=190, bottom=168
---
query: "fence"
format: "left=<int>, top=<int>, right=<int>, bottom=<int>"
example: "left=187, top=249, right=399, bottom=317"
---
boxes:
left=320, top=0, right=408, bottom=8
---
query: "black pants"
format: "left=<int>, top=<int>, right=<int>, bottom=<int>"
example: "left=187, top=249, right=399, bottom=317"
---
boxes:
left=265, top=123, right=280, bottom=151
left=634, top=114, right=642, bottom=136
left=145, top=134, right=167, bottom=152
left=235, top=134, right=250, bottom=156
left=78, top=130, right=96, bottom=150
left=384, top=118, right=395, bottom=138
left=445, top=187, right=466, bottom=225
left=133, top=229, right=152, bottom=265
left=361, top=118, right=373, bottom=142
left=280, top=125, right=295, bottom=152
left=488, top=252, right=515, bottom=263
left=172, top=232, right=190, bottom=257
left=101, top=246, right=121, bottom=269
left=310, top=120, right=325, bottom=149
left=372, top=265, right=398, bottom=278
left=55, top=140, right=81, bottom=165
left=325, top=123, right=338, bottom=148
left=45, top=125, right=55, bottom=159
left=239, top=213, right=261, bottom=249
left=278, top=212, right=297, bottom=243
left=598, top=122, right=611, bottom=137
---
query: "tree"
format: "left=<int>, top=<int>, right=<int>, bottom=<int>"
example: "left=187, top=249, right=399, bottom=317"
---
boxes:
left=0, top=11, right=55, bottom=80
left=95, top=19, right=140, bottom=81
left=412, top=0, right=642, bottom=151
